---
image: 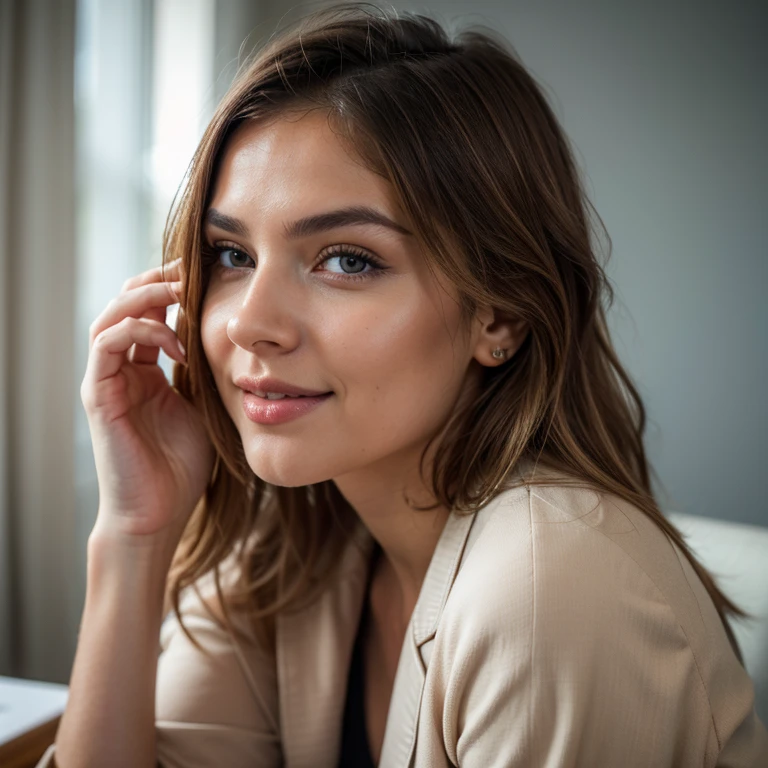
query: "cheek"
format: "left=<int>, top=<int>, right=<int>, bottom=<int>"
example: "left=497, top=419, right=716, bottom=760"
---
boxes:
left=328, top=293, right=465, bottom=432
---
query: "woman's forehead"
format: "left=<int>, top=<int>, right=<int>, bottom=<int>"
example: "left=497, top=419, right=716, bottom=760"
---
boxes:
left=208, top=117, right=410, bottom=238
left=210, top=114, right=397, bottom=216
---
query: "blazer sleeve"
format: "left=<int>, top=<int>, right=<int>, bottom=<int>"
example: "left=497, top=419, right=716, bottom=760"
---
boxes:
left=152, top=573, right=282, bottom=768
left=426, top=497, right=768, bottom=768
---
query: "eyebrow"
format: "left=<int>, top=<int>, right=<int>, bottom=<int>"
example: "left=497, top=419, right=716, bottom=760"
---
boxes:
left=203, top=205, right=414, bottom=241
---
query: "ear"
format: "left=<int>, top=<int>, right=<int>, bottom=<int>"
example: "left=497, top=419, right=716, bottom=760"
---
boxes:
left=471, top=305, right=530, bottom=367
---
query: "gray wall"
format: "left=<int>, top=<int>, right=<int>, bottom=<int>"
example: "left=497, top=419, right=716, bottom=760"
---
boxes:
left=380, top=0, right=766, bottom=526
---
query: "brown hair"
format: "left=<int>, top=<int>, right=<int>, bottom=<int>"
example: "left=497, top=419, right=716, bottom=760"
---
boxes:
left=163, top=2, right=748, bottom=660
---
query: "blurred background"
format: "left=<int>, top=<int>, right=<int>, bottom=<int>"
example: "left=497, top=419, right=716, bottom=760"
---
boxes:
left=0, top=0, right=765, bottom=716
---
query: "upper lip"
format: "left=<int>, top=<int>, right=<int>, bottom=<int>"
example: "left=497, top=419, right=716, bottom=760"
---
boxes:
left=235, top=375, right=332, bottom=397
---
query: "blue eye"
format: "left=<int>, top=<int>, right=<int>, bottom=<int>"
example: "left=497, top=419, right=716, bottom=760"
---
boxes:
left=201, top=242, right=389, bottom=283
left=317, top=246, right=387, bottom=282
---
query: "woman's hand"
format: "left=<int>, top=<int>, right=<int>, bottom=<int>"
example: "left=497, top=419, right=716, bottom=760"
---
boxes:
left=81, top=258, right=215, bottom=543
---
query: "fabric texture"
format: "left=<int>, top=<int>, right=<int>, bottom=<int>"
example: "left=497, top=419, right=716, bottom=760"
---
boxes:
left=36, top=458, right=768, bottom=767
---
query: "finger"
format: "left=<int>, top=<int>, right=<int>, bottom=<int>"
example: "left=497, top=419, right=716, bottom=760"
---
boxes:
left=130, top=304, right=180, bottom=366
left=120, top=257, right=183, bottom=294
left=85, top=317, right=186, bottom=390
left=89, top=281, right=182, bottom=353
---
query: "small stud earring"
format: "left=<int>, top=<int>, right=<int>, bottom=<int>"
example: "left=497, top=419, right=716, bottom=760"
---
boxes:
left=492, top=347, right=507, bottom=360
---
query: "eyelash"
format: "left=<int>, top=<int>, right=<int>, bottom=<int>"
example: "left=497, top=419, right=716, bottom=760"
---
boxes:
left=201, top=242, right=388, bottom=283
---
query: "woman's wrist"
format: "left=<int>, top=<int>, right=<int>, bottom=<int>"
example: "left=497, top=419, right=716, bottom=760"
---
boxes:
left=88, top=515, right=181, bottom=568
left=86, top=520, right=180, bottom=616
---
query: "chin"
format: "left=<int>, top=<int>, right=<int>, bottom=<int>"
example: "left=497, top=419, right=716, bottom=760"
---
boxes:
left=244, top=451, right=335, bottom=488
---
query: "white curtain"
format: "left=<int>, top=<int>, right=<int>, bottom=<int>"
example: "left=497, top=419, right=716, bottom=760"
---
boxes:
left=0, top=0, right=333, bottom=685
left=0, top=0, right=79, bottom=681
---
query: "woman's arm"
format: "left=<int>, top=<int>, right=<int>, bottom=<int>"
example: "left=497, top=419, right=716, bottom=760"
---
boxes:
left=43, top=257, right=214, bottom=767
left=51, top=528, right=175, bottom=768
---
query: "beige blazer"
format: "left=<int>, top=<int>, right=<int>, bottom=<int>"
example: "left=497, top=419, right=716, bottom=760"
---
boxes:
left=38, top=459, right=768, bottom=767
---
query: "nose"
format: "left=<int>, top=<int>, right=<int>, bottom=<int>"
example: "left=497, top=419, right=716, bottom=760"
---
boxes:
left=226, top=260, right=302, bottom=354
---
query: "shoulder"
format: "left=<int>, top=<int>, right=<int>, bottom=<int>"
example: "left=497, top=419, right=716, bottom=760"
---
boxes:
left=424, top=479, right=768, bottom=766
left=437, top=479, right=697, bottom=688
left=423, top=479, right=768, bottom=765
left=449, top=480, right=664, bottom=623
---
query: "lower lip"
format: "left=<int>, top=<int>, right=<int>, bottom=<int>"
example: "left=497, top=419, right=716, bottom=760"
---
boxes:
left=242, top=391, right=333, bottom=425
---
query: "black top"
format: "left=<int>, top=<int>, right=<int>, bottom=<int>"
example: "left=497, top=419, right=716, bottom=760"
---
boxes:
left=337, top=549, right=380, bottom=768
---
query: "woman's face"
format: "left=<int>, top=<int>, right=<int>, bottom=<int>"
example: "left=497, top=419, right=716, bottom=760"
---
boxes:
left=200, top=110, right=488, bottom=488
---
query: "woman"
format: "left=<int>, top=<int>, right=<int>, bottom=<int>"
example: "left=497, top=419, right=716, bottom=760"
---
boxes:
left=42, top=3, right=767, bottom=767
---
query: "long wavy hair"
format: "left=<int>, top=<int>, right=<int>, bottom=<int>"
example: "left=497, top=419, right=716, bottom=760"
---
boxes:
left=163, top=2, right=748, bottom=660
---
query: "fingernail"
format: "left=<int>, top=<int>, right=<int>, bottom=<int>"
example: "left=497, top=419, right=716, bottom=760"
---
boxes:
left=177, top=339, right=186, bottom=357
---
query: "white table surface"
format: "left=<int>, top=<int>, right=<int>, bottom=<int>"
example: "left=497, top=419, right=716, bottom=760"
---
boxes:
left=0, top=676, right=68, bottom=746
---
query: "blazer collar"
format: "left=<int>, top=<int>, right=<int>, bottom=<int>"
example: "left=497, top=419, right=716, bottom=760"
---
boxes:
left=377, top=505, right=478, bottom=766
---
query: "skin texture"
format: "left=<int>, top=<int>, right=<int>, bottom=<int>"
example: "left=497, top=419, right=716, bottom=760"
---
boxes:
left=200, top=108, right=528, bottom=628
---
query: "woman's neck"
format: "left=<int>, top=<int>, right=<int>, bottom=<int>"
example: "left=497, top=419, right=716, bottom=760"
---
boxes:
left=334, top=463, right=451, bottom=628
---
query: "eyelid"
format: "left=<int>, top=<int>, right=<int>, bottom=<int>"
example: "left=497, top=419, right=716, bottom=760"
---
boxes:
left=210, top=238, right=247, bottom=251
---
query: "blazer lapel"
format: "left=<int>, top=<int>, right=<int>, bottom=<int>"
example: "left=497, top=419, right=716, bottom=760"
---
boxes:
left=378, top=509, right=479, bottom=767
left=378, top=458, right=531, bottom=767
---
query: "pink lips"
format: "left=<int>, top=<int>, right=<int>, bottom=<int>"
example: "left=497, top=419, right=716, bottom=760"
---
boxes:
left=242, top=391, right=333, bottom=425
